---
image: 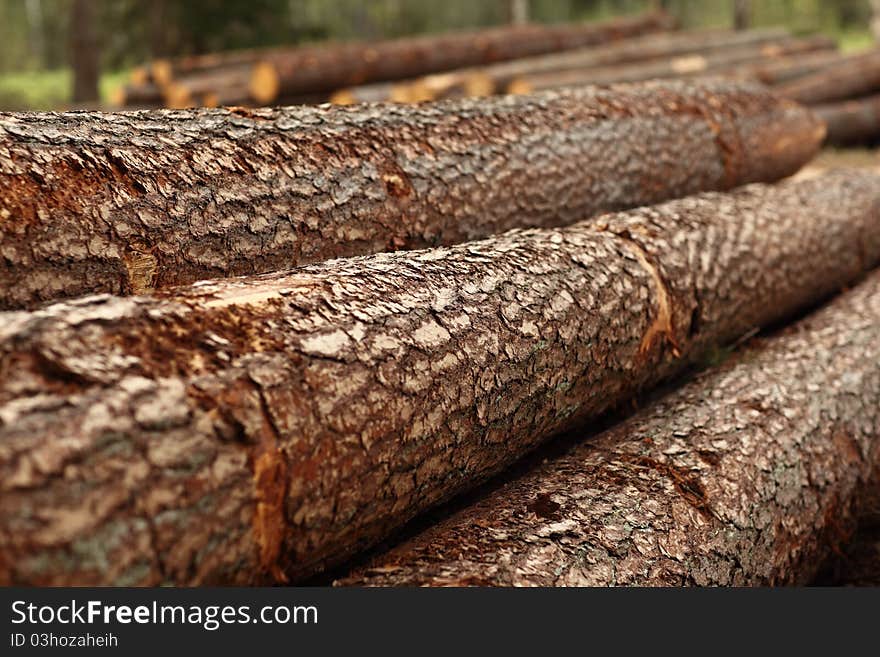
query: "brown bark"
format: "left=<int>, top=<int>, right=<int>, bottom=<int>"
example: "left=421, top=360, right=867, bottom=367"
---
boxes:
left=729, top=49, right=845, bottom=86
left=1, top=170, right=878, bottom=586
left=340, top=269, right=880, bottom=587
left=70, top=0, right=100, bottom=104
left=333, top=27, right=791, bottom=104
left=249, top=11, right=675, bottom=102
left=813, top=482, right=880, bottom=586
left=112, top=82, right=164, bottom=108
left=777, top=49, right=880, bottom=105
left=507, top=35, right=835, bottom=93
left=814, top=94, right=880, bottom=146
left=0, top=79, right=822, bottom=310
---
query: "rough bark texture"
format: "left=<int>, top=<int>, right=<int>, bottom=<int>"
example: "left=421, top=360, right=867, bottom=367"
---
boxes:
left=1, top=170, right=878, bottom=586
left=506, top=36, right=835, bottom=93
left=340, top=271, right=880, bottom=587
left=250, top=11, right=674, bottom=101
left=0, top=79, right=823, bottom=310
left=814, top=94, right=880, bottom=146
left=813, top=481, right=880, bottom=586
left=332, top=27, right=790, bottom=104
left=777, top=49, right=880, bottom=105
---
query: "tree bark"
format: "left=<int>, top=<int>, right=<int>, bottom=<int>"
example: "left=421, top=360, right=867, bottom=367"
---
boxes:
left=339, top=270, right=880, bottom=587
left=726, top=49, right=845, bottom=86
left=814, top=94, right=880, bottom=146
left=70, top=0, right=100, bottom=104
left=333, top=27, right=792, bottom=104
left=249, top=11, right=675, bottom=103
left=1, top=170, right=878, bottom=586
left=813, top=481, right=880, bottom=586
left=0, top=79, right=822, bottom=310
left=776, top=49, right=880, bottom=105
left=506, top=35, right=835, bottom=94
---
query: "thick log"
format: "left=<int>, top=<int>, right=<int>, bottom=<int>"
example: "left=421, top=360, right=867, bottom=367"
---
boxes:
left=777, top=49, right=880, bottom=105
left=340, top=269, right=880, bottom=587
left=0, top=79, right=822, bottom=310
left=110, top=82, right=165, bottom=108
left=506, top=35, right=835, bottom=93
left=727, top=49, right=845, bottom=85
left=333, top=27, right=791, bottom=104
left=814, top=94, right=880, bottom=146
left=813, top=482, right=880, bottom=586
left=1, top=170, right=878, bottom=586
left=249, top=11, right=674, bottom=103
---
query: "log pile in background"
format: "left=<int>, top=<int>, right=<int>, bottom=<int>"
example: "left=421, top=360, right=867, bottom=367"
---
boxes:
left=330, top=26, right=793, bottom=104
left=1, top=170, right=878, bottom=585
left=0, top=79, right=823, bottom=310
left=339, top=269, right=880, bottom=587
left=113, top=10, right=673, bottom=109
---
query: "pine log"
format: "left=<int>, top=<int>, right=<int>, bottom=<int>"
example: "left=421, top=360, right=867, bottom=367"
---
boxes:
left=0, top=79, right=822, bottom=310
left=111, top=82, right=165, bottom=108
left=1, top=170, right=878, bottom=586
left=340, top=269, right=880, bottom=587
left=813, top=482, right=880, bottom=586
left=727, top=49, right=845, bottom=85
left=777, top=49, right=880, bottom=105
left=332, top=27, right=790, bottom=104
left=814, top=94, right=880, bottom=146
left=249, top=11, right=674, bottom=103
left=506, top=35, right=835, bottom=93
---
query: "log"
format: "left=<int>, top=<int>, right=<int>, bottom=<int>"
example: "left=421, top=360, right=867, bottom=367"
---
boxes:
left=110, top=82, right=165, bottom=108
left=1, top=170, right=878, bottom=585
left=506, top=35, right=835, bottom=93
left=813, top=482, right=880, bottom=586
left=777, top=49, right=880, bottom=105
left=339, top=269, right=880, bottom=587
left=333, top=27, right=791, bottom=104
left=0, top=78, right=823, bottom=310
left=728, top=49, right=845, bottom=85
left=249, top=11, right=675, bottom=103
left=814, top=94, right=880, bottom=146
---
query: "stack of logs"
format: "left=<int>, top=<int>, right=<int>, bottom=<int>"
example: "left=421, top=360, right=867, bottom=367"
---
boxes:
left=114, top=12, right=880, bottom=148
left=2, top=77, right=879, bottom=586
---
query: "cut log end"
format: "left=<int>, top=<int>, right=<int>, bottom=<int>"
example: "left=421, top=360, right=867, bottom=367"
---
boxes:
left=250, top=61, right=280, bottom=104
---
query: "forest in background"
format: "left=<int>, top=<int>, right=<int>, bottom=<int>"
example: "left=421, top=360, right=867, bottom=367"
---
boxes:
left=0, top=0, right=877, bottom=110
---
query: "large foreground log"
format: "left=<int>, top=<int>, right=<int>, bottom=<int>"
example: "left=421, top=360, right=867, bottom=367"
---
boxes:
left=814, top=482, right=880, bottom=586
left=1, top=170, right=878, bottom=586
left=332, top=27, right=790, bottom=104
left=814, top=94, right=880, bottom=146
left=341, top=270, right=880, bottom=586
left=506, top=35, right=835, bottom=94
left=248, top=11, right=674, bottom=103
left=777, top=49, right=880, bottom=105
left=0, top=79, right=822, bottom=310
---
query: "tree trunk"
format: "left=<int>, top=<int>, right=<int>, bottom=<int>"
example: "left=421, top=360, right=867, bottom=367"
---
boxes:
left=0, top=79, right=822, bottom=310
left=776, top=49, right=880, bottom=105
left=70, top=0, right=100, bottom=104
left=249, top=11, right=675, bottom=103
left=814, top=94, right=880, bottom=146
left=1, top=170, right=878, bottom=586
left=339, top=269, right=880, bottom=587
left=733, top=0, right=751, bottom=30
left=506, top=35, right=835, bottom=94
left=508, top=0, right=529, bottom=26
left=333, top=27, right=792, bottom=104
